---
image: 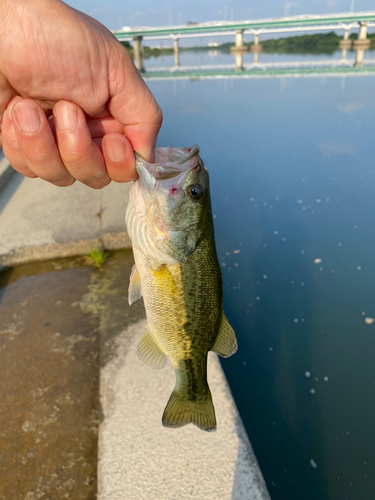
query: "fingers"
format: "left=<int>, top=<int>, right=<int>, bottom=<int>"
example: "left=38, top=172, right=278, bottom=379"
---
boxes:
left=53, top=101, right=110, bottom=188
left=3, top=96, right=73, bottom=184
left=102, top=134, right=136, bottom=182
left=3, top=96, right=141, bottom=187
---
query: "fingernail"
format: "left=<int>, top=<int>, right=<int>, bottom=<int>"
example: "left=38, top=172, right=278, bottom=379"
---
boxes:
left=13, top=103, right=41, bottom=134
left=55, top=101, right=78, bottom=130
left=106, top=137, right=125, bottom=162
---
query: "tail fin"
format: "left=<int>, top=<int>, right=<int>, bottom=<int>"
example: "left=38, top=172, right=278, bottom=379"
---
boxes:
left=162, top=388, right=217, bottom=432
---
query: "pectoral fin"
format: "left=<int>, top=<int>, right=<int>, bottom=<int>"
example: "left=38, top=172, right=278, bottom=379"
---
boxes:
left=137, top=328, right=167, bottom=369
left=128, top=265, right=142, bottom=305
left=212, top=313, right=238, bottom=358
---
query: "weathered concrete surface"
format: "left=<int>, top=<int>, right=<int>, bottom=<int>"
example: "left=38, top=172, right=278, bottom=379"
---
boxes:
left=0, top=175, right=131, bottom=269
left=99, top=322, right=270, bottom=500
left=0, top=258, right=100, bottom=500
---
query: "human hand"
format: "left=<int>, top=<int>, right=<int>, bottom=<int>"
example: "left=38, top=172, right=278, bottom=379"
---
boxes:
left=0, top=0, right=162, bottom=188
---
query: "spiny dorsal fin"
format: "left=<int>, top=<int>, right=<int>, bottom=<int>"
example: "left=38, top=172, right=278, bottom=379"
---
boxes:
left=136, top=328, right=167, bottom=369
left=128, top=265, right=142, bottom=305
left=212, top=313, right=238, bottom=358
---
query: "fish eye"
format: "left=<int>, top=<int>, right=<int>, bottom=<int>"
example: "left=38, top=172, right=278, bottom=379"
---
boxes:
left=188, top=184, right=204, bottom=201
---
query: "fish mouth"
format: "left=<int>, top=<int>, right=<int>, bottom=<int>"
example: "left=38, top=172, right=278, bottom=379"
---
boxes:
left=135, top=146, right=201, bottom=189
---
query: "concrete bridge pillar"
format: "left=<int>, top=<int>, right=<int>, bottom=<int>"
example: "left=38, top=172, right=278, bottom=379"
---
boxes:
left=339, top=27, right=352, bottom=49
left=230, top=30, right=248, bottom=53
left=173, top=37, right=180, bottom=67
left=132, top=36, right=145, bottom=73
left=251, top=32, right=262, bottom=53
left=354, top=21, right=370, bottom=49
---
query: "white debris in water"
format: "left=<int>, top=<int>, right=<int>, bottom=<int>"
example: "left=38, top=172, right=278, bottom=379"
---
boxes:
left=239, top=242, right=243, bottom=246
left=302, top=206, right=307, bottom=210
left=297, top=199, right=303, bottom=203
left=282, top=237, right=287, bottom=241
left=362, top=311, right=366, bottom=316
left=294, top=318, right=299, bottom=323
left=226, top=252, right=230, bottom=256
left=233, top=249, right=241, bottom=254
left=262, top=244, right=268, bottom=249
left=305, top=371, right=311, bottom=378
left=312, top=210, right=316, bottom=214
left=269, top=347, right=274, bottom=351
left=316, top=199, right=321, bottom=203
left=310, top=389, right=316, bottom=394
left=248, top=303, right=252, bottom=307
left=301, top=250, right=305, bottom=254
left=301, top=318, right=305, bottom=322
left=291, top=281, right=295, bottom=284
left=234, top=263, right=239, bottom=267
left=365, top=317, right=374, bottom=325
left=301, top=282, right=305, bottom=286
left=331, top=270, right=335, bottom=274
left=274, top=230, right=279, bottom=235
left=264, top=202, right=267, bottom=206
left=338, top=242, right=342, bottom=247
left=324, top=376, right=329, bottom=382
left=326, top=198, right=330, bottom=202
left=310, top=459, right=317, bottom=469
left=263, top=275, right=268, bottom=279
left=319, top=267, right=323, bottom=271
left=314, top=258, right=322, bottom=264
left=243, top=361, right=247, bottom=366
left=246, top=311, right=250, bottom=314
left=222, top=263, right=226, bottom=267
left=250, top=198, right=254, bottom=201
left=256, top=296, right=260, bottom=301
left=357, top=266, right=362, bottom=271
left=254, top=204, right=258, bottom=207
left=354, top=226, right=358, bottom=229
left=213, top=214, right=217, bottom=219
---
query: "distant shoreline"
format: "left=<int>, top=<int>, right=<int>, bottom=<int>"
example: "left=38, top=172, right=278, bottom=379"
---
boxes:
left=121, top=31, right=375, bottom=58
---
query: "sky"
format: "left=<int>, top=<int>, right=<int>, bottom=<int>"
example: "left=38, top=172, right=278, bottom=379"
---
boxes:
left=65, top=0, right=375, bottom=31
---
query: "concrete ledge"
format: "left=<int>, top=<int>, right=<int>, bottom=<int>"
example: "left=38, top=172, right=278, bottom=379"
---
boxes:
left=99, top=319, right=270, bottom=500
left=0, top=174, right=132, bottom=270
left=0, top=156, right=15, bottom=193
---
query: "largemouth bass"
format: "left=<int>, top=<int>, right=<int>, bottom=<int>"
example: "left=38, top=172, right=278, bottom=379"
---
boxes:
left=125, top=146, right=237, bottom=432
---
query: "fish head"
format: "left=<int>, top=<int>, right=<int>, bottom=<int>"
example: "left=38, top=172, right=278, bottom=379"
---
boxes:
left=135, top=146, right=211, bottom=262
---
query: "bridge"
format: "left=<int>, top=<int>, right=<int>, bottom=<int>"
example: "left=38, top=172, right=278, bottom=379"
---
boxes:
left=113, top=12, right=375, bottom=72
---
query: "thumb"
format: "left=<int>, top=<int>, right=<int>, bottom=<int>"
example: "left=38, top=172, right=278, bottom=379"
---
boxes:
left=107, top=49, right=163, bottom=163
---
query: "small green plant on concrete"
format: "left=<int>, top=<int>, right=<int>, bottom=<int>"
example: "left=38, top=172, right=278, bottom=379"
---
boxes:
left=87, top=246, right=109, bottom=268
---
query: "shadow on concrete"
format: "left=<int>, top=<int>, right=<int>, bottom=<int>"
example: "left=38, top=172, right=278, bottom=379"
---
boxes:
left=0, top=171, right=23, bottom=216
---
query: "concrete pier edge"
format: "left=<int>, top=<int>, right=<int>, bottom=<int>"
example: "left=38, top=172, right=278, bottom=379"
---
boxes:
left=0, top=167, right=271, bottom=499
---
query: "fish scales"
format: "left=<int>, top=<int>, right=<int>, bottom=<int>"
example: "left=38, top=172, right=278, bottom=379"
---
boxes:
left=126, top=145, right=237, bottom=431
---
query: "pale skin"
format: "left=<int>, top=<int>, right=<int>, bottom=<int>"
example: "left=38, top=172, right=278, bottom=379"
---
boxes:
left=0, top=0, right=163, bottom=188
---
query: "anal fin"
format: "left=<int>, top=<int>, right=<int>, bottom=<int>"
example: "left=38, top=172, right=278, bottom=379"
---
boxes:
left=137, top=328, right=167, bottom=369
left=212, top=313, right=238, bottom=358
left=128, top=265, right=142, bottom=305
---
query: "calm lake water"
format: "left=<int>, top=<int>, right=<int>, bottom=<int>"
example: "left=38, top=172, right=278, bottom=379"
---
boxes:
left=146, top=49, right=375, bottom=500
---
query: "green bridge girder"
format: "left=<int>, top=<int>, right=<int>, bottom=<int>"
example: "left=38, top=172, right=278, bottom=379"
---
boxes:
left=141, top=65, right=375, bottom=80
left=113, top=12, right=375, bottom=39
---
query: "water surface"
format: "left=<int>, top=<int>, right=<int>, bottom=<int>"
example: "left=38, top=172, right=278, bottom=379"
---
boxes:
left=147, top=49, right=375, bottom=500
